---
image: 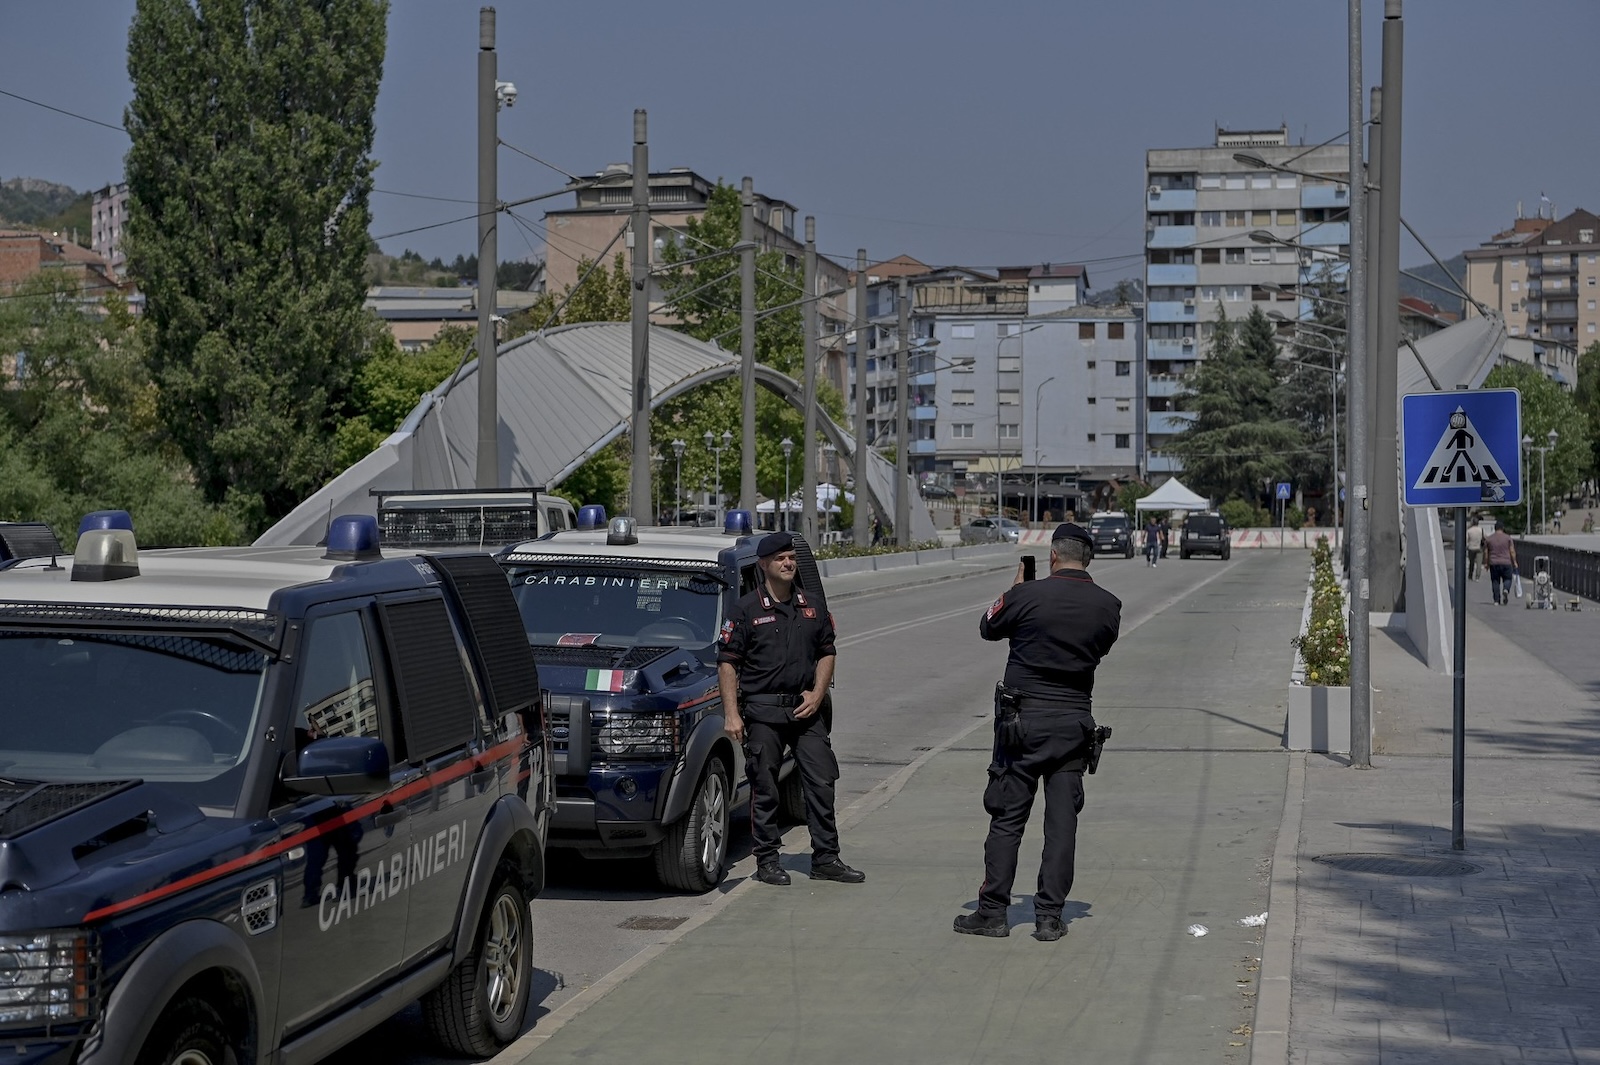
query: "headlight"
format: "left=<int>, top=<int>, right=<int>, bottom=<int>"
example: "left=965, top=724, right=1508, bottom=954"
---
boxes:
left=0, top=931, right=100, bottom=1027
left=597, top=713, right=679, bottom=759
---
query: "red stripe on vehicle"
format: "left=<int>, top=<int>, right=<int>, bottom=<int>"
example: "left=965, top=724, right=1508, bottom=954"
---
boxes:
left=82, top=737, right=524, bottom=923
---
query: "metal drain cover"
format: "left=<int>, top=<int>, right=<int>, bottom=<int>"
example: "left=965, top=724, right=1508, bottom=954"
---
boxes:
left=617, top=915, right=689, bottom=931
left=1313, top=853, right=1481, bottom=877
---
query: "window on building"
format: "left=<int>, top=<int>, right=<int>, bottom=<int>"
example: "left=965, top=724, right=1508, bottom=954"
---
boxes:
left=1225, top=286, right=1246, bottom=302
left=1224, top=210, right=1246, bottom=227
left=1201, top=248, right=1220, bottom=264
left=1108, top=322, right=1125, bottom=340
left=1275, top=174, right=1297, bottom=189
left=1086, top=433, right=1097, bottom=442
left=1200, top=211, right=1221, bottom=227
left=997, top=355, right=1020, bottom=373
left=998, top=322, right=1021, bottom=337
left=997, top=389, right=1020, bottom=407
left=1114, top=434, right=1131, bottom=449
left=1199, top=174, right=1222, bottom=189
left=1250, top=173, right=1272, bottom=189
left=1200, top=286, right=1220, bottom=302
left=1225, top=248, right=1245, bottom=265
left=1115, top=361, right=1131, bottom=376
left=1079, top=322, right=1096, bottom=340
left=951, top=423, right=974, bottom=438
left=1223, top=174, right=1246, bottom=190
left=1587, top=299, right=1596, bottom=310
left=999, top=424, right=1020, bottom=440
left=951, top=390, right=975, bottom=406
left=1509, top=325, right=1521, bottom=335
left=1251, top=210, right=1272, bottom=227
left=951, top=324, right=976, bottom=339
left=1509, top=258, right=1522, bottom=268
left=1587, top=276, right=1596, bottom=286
left=1277, top=210, right=1297, bottom=225
left=1115, top=399, right=1131, bottom=413
left=1086, top=360, right=1096, bottom=369
left=1250, top=247, right=1272, bottom=264
left=1589, top=323, right=1597, bottom=334
left=1511, top=280, right=1520, bottom=291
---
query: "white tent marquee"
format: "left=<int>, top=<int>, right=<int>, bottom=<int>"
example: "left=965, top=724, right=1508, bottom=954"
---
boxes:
left=1134, top=478, right=1210, bottom=511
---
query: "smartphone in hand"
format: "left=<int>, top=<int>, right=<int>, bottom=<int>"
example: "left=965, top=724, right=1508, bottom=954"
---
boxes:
left=1021, top=554, right=1037, bottom=581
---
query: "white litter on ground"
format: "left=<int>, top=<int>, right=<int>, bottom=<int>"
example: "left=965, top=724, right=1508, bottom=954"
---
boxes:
left=1238, top=912, right=1268, bottom=927
left=1186, top=924, right=1209, bottom=937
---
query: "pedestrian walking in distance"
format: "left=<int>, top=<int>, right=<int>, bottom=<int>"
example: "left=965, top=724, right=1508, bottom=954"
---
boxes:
left=1465, top=515, right=1484, bottom=581
left=719, top=532, right=865, bottom=886
left=1143, top=516, right=1161, bottom=567
left=1483, top=522, right=1518, bottom=606
left=956, top=522, right=1121, bottom=941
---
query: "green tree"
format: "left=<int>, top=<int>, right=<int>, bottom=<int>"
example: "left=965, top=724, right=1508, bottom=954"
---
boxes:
left=1274, top=269, right=1347, bottom=518
left=653, top=182, right=846, bottom=513
left=1483, top=362, right=1590, bottom=533
left=333, top=329, right=461, bottom=470
left=1166, top=306, right=1306, bottom=504
left=1574, top=341, right=1600, bottom=486
left=123, top=0, right=389, bottom=533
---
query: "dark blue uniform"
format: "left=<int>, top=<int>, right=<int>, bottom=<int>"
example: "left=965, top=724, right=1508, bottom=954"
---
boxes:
left=718, top=585, right=841, bottom=866
left=975, top=569, right=1121, bottom=924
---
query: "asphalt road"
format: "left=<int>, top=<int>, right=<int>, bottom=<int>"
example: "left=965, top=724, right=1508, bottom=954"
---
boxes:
left=317, top=548, right=1256, bottom=1064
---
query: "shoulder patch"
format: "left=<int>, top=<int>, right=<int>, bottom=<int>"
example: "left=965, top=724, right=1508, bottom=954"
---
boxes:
left=986, top=594, right=1005, bottom=620
left=718, top=619, right=735, bottom=644
left=802, top=607, right=816, bottom=619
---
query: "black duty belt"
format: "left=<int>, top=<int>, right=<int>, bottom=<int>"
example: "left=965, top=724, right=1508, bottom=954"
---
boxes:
left=743, top=693, right=804, bottom=707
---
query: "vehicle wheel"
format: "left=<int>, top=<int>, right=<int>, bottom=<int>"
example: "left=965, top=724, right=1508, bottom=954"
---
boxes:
left=1180, top=550, right=1190, bottom=560
left=1223, top=548, right=1231, bottom=560
left=136, top=997, right=232, bottom=1065
left=654, top=756, right=730, bottom=892
left=1125, top=544, right=1134, bottom=559
left=422, top=876, right=532, bottom=1056
left=778, top=764, right=807, bottom=825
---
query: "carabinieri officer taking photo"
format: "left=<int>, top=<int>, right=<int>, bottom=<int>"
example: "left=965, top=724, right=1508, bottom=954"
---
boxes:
left=719, top=532, right=865, bottom=887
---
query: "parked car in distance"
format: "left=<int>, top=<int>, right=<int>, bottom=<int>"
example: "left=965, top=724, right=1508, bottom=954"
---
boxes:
left=960, top=517, right=1023, bottom=544
left=1088, top=511, right=1135, bottom=558
left=919, top=483, right=957, bottom=500
left=1180, top=510, right=1232, bottom=559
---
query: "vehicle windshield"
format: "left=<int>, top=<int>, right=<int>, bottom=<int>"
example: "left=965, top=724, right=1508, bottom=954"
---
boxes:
left=1187, top=515, right=1222, bottom=535
left=508, top=565, right=725, bottom=648
left=1091, top=516, right=1129, bottom=531
left=0, top=631, right=269, bottom=809
left=996, top=519, right=1021, bottom=529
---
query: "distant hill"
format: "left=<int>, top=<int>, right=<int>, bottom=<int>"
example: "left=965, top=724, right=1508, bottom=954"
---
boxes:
left=1400, top=253, right=1467, bottom=318
left=0, top=177, right=92, bottom=246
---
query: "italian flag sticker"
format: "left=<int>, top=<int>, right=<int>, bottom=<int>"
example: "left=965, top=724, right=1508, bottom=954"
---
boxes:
left=585, top=669, right=626, bottom=693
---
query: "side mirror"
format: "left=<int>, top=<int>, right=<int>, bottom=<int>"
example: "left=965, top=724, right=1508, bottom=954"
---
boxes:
left=281, top=736, right=391, bottom=796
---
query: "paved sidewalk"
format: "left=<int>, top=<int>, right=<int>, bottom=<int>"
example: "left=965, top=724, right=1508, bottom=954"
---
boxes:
left=1277, top=572, right=1600, bottom=1064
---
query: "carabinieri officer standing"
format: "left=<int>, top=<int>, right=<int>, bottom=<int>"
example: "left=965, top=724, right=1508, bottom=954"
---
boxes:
left=719, top=532, right=865, bottom=886
left=956, top=522, right=1120, bottom=940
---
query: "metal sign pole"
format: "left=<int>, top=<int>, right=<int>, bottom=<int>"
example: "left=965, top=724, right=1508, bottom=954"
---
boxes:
left=1452, top=503, right=1467, bottom=850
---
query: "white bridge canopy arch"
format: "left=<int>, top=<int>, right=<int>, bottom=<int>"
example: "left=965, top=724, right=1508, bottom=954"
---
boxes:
left=257, top=321, right=932, bottom=545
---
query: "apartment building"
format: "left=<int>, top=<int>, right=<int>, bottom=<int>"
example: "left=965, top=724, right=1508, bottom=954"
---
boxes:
left=858, top=264, right=1141, bottom=517
left=544, top=164, right=852, bottom=393
left=1145, top=126, right=1350, bottom=476
left=1464, top=207, right=1600, bottom=349
left=90, top=182, right=130, bottom=276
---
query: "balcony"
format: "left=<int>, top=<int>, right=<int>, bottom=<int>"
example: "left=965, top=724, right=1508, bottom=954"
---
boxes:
left=1147, top=452, right=1185, bottom=474
left=1299, top=220, right=1349, bottom=246
left=1300, top=185, right=1349, bottom=210
left=1146, top=374, right=1194, bottom=398
left=909, top=439, right=938, bottom=455
left=1147, top=300, right=1198, bottom=323
left=1146, top=224, right=1197, bottom=249
left=1146, top=187, right=1196, bottom=212
left=1148, top=410, right=1197, bottom=434
left=911, top=405, right=938, bottom=420
left=1148, top=337, right=1198, bottom=357
left=1541, top=255, right=1576, bottom=274
left=1147, top=264, right=1198, bottom=287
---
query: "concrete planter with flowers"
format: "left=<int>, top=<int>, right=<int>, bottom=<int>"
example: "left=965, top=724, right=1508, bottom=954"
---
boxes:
left=1286, top=536, right=1354, bottom=754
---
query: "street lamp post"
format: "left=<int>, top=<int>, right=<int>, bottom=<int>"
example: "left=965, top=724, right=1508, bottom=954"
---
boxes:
left=1522, top=435, right=1532, bottom=532
left=651, top=451, right=664, bottom=523
left=670, top=439, right=685, bottom=525
left=822, top=443, right=838, bottom=539
left=705, top=429, right=732, bottom=521
left=781, top=436, right=794, bottom=532
left=1032, top=375, right=1056, bottom=522
left=1523, top=430, right=1558, bottom=533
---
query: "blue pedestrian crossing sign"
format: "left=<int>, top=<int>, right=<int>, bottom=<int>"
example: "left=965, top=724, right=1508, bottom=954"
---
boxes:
left=1401, top=388, right=1522, bottom=508
left=1275, top=482, right=1291, bottom=501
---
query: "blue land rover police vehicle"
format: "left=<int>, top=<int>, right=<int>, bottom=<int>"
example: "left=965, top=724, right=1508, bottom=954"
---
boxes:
left=0, top=512, right=552, bottom=1064
left=498, top=510, right=825, bottom=892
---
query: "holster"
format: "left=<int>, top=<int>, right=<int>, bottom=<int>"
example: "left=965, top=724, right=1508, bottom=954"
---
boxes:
left=1086, top=725, right=1113, bottom=775
left=994, top=683, right=1027, bottom=754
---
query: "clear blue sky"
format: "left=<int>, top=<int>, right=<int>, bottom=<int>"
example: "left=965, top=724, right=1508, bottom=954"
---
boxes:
left=4, top=0, right=1596, bottom=284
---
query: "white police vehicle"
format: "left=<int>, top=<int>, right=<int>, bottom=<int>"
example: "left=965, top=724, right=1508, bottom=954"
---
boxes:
left=497, top=509, right=823, bottom=892
left=0, top=511, right=552, bottom=1064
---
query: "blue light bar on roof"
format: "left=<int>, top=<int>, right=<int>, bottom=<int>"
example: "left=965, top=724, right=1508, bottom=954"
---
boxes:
left=724, top=510, right=753, bottom=535
left=79, top=510, right=134, bottom=535
left=577, top=505, right=608, bottom=530
left=323, top=514, right=383, bottom=562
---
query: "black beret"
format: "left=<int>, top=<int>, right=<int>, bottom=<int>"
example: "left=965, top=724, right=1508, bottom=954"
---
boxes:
left=757, top=531, right=795, bottom=558
left=1051, top=522, right=1094, bottom=549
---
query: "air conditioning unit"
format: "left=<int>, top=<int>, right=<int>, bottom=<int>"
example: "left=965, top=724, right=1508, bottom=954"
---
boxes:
left=1181, top=337, right=1195, bottom=347
left=1147, top=185, right=1162, bottom=197
left=1182, top=297, right=1195, bottom=308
